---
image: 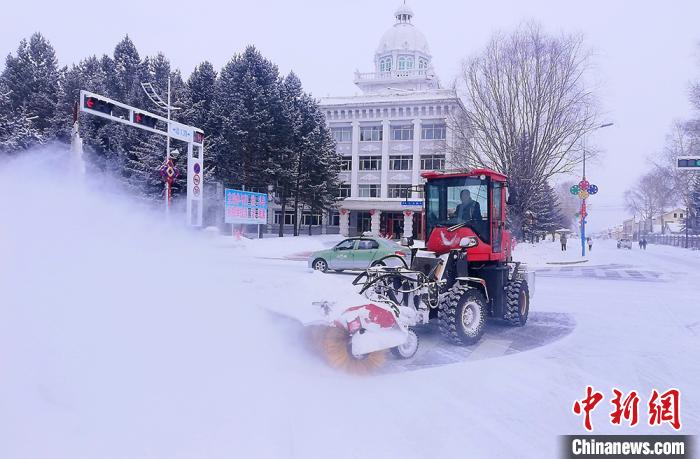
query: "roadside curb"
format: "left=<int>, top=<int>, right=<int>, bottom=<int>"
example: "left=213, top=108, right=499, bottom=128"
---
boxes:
left=545, top=259, right=590, bottom=265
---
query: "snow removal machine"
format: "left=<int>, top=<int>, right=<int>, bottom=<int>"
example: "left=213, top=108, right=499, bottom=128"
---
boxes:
left=311, top=168, right=535, bottom=373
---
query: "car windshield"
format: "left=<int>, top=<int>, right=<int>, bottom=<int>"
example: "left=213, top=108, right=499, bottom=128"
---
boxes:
left=425, top=176, right=490, bottom=243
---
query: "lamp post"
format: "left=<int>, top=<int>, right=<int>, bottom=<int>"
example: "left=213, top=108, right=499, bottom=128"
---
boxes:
left=576, top=122, right=613, bottom=257
left=141, top=76, right=181, bottom=215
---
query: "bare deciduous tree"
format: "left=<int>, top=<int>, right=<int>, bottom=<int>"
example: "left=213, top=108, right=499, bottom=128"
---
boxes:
left=450, top=23, right=599, bottom=235
left=624, top=169, right=675, bottom=234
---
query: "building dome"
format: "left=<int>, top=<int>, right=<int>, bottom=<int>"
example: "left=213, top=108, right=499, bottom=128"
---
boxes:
left=375, top=2, right=430, bottom=55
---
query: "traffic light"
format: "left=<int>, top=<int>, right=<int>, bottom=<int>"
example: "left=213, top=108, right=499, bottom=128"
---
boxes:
left=677, top=157, right=700, bottom=169
left=83, top=96, right=114, bottom=115
left=194, top=131, right=205, bottom=144
left=133, top=112, right=157, bottom=129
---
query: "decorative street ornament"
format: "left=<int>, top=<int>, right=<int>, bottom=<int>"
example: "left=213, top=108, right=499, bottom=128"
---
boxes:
left=159, top=158, right=180, bottom=184
left=340, top=208, right=348, bottom=215
left=403, top=210, right=413, bottom=217
left=578, top=189, right=590, bottom=200
left=570, top=185, right=580, bottom=195
left=579, top=179, right=590, bottom=190
left=588, top=184, right=599, bottom=195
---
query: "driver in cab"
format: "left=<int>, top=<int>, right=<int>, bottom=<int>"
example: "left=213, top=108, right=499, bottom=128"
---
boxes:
left=453, top=189, right=481, bottom=224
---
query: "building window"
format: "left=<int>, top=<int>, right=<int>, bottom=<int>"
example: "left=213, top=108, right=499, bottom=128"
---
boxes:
left=331, top=126, right=352, bottom=143
left=391, top=125, right=413, bottom=141
left=301, top=213, right=322, bottom=226
left=359, top=156, right=382, bottom=171
left=680, top=213, right=684, bottom=219
left=388, top=184, right=412, bottom=199
left=329, top=211, right=340, bottom=226
left=339, top=156, right=352, bottom=171
left=421, top=122, right=446, bottom=140
left=398, top=56, right=414, bottom=70
left=418, top=58, right=428, bottom=69
left=360, top=126, right=382, bottom=142
left=674, top=213, right=677, bottom=218
left=274, top=211, right=297, bottom=225
left=420, top=154, right=445, bottom=171
left=379, top=57, right=392, bottom=72
left=389, top=155, right=413, bottom=170
left=358, top=184, right=380, bottom=198
left=338, top=183, right=351, bottom=198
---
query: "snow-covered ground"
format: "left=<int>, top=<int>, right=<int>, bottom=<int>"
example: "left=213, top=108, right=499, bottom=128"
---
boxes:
left=1, top=151, right=698, bottom=458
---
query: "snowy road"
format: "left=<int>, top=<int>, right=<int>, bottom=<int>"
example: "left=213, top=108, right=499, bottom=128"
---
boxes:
left=1, top=155, right=698, bottom=459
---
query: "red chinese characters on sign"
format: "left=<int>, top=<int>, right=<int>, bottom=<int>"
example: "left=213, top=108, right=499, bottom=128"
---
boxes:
left=573, top=387, right=682, bottom=432
left=573, top=386, right=605, bottom=432
left=610, top=388, right=640, bottom=427
left=648, top=388, right=681, bottom=430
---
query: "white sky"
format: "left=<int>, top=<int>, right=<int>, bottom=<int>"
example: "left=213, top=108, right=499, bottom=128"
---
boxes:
left=3, top=0, right=700, bottom=232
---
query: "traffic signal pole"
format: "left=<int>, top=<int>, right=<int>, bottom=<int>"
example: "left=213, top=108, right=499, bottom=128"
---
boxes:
left=78, top=89, right=205, bottom=227
left=165, top=76, right=171, bottom=216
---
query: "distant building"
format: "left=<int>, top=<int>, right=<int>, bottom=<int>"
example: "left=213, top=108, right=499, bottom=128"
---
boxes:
left=622, top=218, right=636, bottom=239
left=653, top=208, right=686, bottom=234
left=316, top=2, right=465, bottom=239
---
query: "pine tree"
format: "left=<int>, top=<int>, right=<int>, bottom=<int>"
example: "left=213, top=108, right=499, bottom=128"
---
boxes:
left=0, top=82, right=42, bottom=153
left=0, top=33, right=60, bottom=141
left=211, top=46, right=283, bottom=189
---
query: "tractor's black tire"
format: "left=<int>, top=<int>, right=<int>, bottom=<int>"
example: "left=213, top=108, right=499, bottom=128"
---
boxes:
left=437, top=284, right=487, bottom=345
left=504, top=278, right=529, bottom=326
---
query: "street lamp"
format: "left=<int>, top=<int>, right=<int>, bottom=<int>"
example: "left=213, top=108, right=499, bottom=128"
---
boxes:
left=578, top=122, right=614, bottom=257
left=141, top=76, right=181, bottom=215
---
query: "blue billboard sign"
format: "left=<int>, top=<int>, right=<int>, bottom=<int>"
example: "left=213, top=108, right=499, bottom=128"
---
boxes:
left=224, top=189, right=268, bottom=225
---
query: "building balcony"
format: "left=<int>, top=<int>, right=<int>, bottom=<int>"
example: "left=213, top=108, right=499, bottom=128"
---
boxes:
left=354, top=68, right=435, bottom=83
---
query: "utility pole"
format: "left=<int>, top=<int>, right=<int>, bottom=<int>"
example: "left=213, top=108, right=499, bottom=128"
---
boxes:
left=576, top=123, right=613, bottom=257
left=142, top=76, right=181, bottom=216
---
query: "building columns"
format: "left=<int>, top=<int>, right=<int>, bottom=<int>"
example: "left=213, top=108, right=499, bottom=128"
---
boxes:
left=339, top=209, right=350, bottom=237
left=403, top=210, right=414, bottom=238
left=411, top=118, right=422, bottom=199
left=370, top=210, right=382, bottom=236
left=380, top=120, right=390, bottom=199
left=351, top=121, right=360, bottom=197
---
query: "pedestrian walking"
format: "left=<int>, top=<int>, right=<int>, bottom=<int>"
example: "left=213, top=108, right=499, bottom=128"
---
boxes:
left=560, top=233, right=568, bottom=251
left=587, top=236, right=593, bottom=252
left=642, top=238, right=647, bottom=250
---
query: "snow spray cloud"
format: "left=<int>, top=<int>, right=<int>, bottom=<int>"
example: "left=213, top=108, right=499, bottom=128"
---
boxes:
left=0, top=146, right=412, bottom=459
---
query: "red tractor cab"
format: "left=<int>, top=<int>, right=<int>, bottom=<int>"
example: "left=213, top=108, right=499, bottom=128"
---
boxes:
left=423, top=168, right=512, bottom=262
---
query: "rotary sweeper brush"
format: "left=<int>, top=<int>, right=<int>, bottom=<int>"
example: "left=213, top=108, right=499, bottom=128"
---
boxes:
left=305, top=168, right=535, bottom=374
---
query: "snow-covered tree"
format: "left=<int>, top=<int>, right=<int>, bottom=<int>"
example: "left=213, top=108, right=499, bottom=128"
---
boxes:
left=1, top=33, right=60, bottom=136
left=0, top=82, right=42, bottom=153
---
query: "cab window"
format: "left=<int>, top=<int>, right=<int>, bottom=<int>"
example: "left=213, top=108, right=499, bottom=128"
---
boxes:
left=335, top=239, right=355, bottom=250
left=357, top=239, right=379, bottom=250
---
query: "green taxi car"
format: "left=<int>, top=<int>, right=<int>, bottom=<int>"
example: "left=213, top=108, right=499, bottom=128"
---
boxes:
left=308, top=237, right=411, bottom=272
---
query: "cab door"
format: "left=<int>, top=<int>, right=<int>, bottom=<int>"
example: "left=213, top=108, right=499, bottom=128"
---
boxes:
left=333, top=239, right=356, bottom=269
left=491, top=182, right=505, bottom=253
left=352, top=239, right=380, bottom=269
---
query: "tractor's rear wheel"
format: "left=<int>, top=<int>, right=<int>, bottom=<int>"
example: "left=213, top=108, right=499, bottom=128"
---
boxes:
left=437, top=284, right=487, bottom=345
left=504, top=279, right=529, bottom=326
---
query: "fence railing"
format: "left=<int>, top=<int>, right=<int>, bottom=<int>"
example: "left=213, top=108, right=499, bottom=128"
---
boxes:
left=646, top=233, right=700, bottom=249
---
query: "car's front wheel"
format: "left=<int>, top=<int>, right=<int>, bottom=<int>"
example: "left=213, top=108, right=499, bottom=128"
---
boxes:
left=312, top=258, right=328, bottom=272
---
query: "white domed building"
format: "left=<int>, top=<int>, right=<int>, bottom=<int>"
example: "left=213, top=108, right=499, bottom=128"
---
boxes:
left=273, top=3, right=465, bottom=239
